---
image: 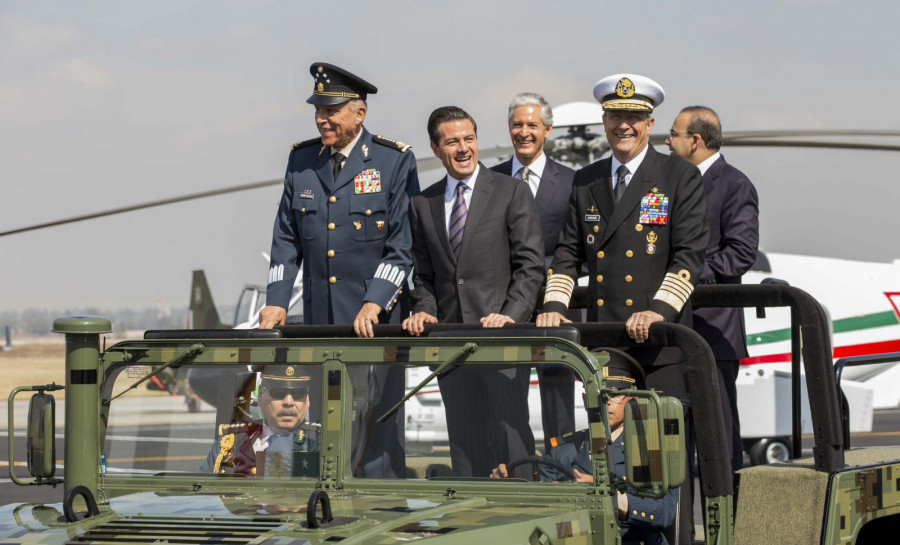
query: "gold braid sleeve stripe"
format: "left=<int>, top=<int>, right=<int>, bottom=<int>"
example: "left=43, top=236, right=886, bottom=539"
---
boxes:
left=544, top=274, right=576, bottom=307
left=652, top=272, right=694, bottom=313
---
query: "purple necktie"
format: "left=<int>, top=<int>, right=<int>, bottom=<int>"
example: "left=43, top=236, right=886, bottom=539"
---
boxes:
left=449, top=181, right=468, bottom=258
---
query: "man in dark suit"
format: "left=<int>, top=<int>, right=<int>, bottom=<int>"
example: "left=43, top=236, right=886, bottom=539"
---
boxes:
left=492, top=92, right=578, bottom=453
left=667, top=106, right=759, bottom=474
left=260, top=62, right=419, bottom=478
left=536, top=74, right=708, bottom=545
left=404, top=106, right=544, bottom=477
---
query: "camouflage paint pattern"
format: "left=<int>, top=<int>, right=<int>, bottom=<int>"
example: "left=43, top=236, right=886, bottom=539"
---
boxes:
left=822, top=455, right=900, bottom=544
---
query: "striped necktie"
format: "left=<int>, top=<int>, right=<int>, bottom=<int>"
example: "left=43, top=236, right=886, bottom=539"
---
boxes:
left=448, top=181, right=468, bottom=258
left=518, top=166, right=530, bottom=185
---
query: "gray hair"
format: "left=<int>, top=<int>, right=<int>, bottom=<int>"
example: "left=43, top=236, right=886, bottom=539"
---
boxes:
left=507, top=92, right=553, bottom=127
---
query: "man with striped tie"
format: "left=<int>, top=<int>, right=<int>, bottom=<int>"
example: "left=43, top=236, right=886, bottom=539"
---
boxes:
left=404, top=106, right=544, bottom=477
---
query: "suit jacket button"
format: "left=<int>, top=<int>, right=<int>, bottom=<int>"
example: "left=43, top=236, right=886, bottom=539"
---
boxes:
left=327, top=250, right=335, bottom=258
left=625, top=299, right=633, bottom=306
left=329, top=276, right=337, bottom=284
left=328, top=223, right=336, bottom=230
left=625, top=275, right=632, bottom=282
left=329, top=196, right=337, bottom=204
left=596, top=299, right=604, bottom=307
left=458, top=279, right=464, bottom=285
left=596, top=250, right=605, bottom=259
left=366, top=209, right=372, bottom=216
left=625, top=250, right=634, bottom=258
left=596, top=275, right=603, bottom=283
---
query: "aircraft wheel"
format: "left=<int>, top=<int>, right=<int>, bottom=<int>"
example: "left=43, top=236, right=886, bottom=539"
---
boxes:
left=749, top=437, right=792, bottom=465
left=186, top=396, right=199, bottom=413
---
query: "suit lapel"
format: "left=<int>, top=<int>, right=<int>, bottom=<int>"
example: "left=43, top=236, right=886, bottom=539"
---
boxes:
left=599, top=148, right=658, bottom=246
left=588, top=159, right=615, bottom=221
left=457, top=164, right=493, bottom=262
left=428, top=177, right=456, bottom=263
left=535, top=159, right=560, bottom=216
left=313, top=143, right=333, bottom=191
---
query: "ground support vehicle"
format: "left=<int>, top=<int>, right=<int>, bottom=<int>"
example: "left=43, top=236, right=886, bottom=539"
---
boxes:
left=3, top=285, right=899, bottom=544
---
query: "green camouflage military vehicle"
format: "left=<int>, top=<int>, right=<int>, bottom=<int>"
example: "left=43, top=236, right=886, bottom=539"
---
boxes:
left=3, top=285, right=899, bottom=544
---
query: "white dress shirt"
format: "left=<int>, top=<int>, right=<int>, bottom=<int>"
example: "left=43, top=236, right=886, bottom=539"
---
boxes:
left=444, top=163, right=480, bottom=234
left=511, top=152, right=547, bottom=198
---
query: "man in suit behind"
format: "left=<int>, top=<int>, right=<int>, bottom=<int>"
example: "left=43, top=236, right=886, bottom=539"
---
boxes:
left=404, top=106, right=544, bottom=477
left=667, top=106, right=759, bottom=474
left=492, top=92, right=578, bottom=453
left=536, top=74, right=708, bottom=545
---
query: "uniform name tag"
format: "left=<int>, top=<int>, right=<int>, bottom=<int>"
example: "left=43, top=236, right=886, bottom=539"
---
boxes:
left=639, top=192, right=669, bottom=225
left=298, top=190, right=315, bottom=200
left=584, top=214, right=601, bottom=222
left=354, top=169, right=382, bottom=194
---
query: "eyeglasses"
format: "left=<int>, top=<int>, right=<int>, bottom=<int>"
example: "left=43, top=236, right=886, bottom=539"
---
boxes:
left=263, top=385, right=309, bottom=400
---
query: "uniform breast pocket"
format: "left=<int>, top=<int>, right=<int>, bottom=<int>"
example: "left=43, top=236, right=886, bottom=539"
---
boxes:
left=292, top=198, right=319, bottom=240
left=349, top=194, right=387, bottom=242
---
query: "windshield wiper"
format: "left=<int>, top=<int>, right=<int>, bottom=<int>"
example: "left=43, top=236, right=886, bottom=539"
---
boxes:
left=376, top=342, right=478, bottom=423
left=107, top=343, right=206, bottom=404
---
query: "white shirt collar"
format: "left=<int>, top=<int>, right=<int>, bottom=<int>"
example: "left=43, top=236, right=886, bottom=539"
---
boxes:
left=610, top=144, right=650, bottom=181
left=511, top=152, right=547, bottom=179
left=331, top=128, right=364, bottom=158
left=444, top=163, right=481, bottom=200
left=696, top=151, right=721, bottom=176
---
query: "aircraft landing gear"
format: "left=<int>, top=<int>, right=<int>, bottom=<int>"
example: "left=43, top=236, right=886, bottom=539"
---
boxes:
left=746, top=436, right=792, bottom=465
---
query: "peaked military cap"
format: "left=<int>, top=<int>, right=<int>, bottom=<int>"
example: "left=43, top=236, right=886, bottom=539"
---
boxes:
left=597, top=349, right=645, bottom=390
left=259, top=365, right=311, bottom=385
left=593, top=73, right=665, bottom=112
left=306, top=62, right=378, bottom=105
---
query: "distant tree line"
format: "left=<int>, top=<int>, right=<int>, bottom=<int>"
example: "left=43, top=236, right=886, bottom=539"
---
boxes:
left=0, top=306, right=233, bottom=337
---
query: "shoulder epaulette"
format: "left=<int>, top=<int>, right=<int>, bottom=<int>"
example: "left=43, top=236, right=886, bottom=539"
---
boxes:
left=300, top=421, right=322, bottom=433
left=549, top=429, right=588, bottom=449
left=373, top=134, right=411, bottom=152
left=291, top=137, right=322, bottom=151
left=217, top=421, right=260, bottom=436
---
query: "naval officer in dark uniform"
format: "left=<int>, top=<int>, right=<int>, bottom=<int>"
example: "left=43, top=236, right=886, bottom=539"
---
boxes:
left=536, top=74, right=707, bottom=545
left=259, top=62, right=419, bottom=478
left=202, top=365, right=320, bottom=478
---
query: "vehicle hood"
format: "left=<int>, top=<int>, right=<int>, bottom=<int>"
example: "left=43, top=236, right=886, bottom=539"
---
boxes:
left=0, top=489, right=597, bottom=543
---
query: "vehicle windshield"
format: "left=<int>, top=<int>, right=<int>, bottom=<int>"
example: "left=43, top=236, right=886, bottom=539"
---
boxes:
left=100, top=338, right=598, bottom=483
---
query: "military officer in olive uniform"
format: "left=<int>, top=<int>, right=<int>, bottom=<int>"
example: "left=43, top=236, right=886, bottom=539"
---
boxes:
left=259, top=63, right=419, bottom=478
left=202, top=365, right=320, bottom=478
left=536, top=74, right=707, bottom=545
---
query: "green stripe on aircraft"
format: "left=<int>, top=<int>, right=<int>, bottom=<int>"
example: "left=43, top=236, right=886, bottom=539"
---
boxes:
left=747, top=310, right=899, bottom=346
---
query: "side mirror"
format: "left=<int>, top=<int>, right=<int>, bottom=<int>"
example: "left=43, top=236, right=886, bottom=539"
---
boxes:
left=27, top=392, right=57, bottom=479
left=623, top=394, right=686, bottom=495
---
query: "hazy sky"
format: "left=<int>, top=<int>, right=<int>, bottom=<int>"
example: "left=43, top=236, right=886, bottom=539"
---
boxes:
left=2, top=1, right=898, bottom=315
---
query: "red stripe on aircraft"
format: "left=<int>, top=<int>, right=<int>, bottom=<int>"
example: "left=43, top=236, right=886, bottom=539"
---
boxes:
left=741, top=338, right=900, bottom=365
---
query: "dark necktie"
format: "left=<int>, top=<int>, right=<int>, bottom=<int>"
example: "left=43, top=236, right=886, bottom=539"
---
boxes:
left=518, top=166, right=530, bottom=185
left=449, top=181, right=468, bottom=258
left=332, top=152, right=345, bottom=181
left=614, top=164, right=629, bottom=203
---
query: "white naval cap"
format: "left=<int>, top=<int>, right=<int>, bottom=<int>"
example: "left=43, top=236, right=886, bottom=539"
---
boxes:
left=592, top=74, right=665, bottom=112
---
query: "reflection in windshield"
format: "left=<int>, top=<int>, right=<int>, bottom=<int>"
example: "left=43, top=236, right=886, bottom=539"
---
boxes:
left=103, top=358, right=588, bottom=482
left=103, top=363, right=321, bottom=479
